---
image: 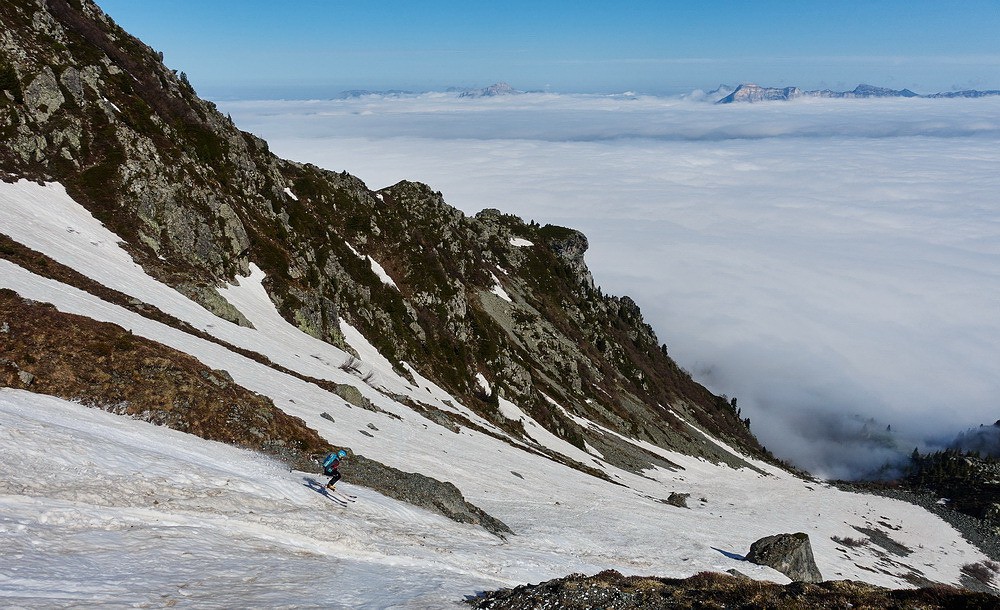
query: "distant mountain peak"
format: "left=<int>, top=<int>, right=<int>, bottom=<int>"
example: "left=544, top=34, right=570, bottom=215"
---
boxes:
left=851, top=83, right=918, bottom=98
left=715, top=82, right=995, bottom=103
left=716, top=83, right=802, bottom=104
left=457, top=82, right=521, bottom=98
left=336, top=89, right=417, bottom=99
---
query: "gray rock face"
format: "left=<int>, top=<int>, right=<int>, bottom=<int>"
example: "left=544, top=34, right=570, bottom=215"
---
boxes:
left=22, top=65, right=63, bottom=122
left=746, top=532, right=822, bottom=583
left=333, top=383, right=371, bottom=410
left=666, top=492, right=689, bottom=508
left=542, top=226, right=595, bottom=291
left=345, top=455, right=512, bottom=538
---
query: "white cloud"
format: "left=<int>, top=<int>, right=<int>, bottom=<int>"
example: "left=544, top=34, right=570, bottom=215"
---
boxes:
left=222, top=93, right=1000, bottom=478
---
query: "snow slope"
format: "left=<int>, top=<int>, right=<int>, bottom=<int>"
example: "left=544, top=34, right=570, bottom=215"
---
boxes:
left=0, top=390, right=501, bottom=608
left=0, top=180, right=994, bottom=606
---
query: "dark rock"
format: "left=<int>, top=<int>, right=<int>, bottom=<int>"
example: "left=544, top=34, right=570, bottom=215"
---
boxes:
left=746, top=532, right=822, bottom=583
left=666, top=492, right=690, bottom=508
left=319, top=412, right=335, bottom=423
left=345, top=454, right=512, bottom=538
left=466, top=570, right=998, bottom=609
left=334, top=383, right=372, bottom=409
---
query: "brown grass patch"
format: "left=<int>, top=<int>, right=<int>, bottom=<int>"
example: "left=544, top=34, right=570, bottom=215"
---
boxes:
left=1, top=289, right=331, bottom=467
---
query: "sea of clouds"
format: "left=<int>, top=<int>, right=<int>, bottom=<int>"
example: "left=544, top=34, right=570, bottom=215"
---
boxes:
left=222, top=92, right=1000, bottom=479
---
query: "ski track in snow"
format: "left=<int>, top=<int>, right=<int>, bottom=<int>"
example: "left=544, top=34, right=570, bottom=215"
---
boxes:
left=0, top=179, right=994, bottom=605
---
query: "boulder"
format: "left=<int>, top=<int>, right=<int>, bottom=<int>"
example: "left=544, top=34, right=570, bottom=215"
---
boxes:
left=666, top=492, right=690, bottom=508
left=746, top=532, right=822, bottom=583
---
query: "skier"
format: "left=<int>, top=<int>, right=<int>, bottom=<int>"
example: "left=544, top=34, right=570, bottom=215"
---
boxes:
left=323, top=449, right=348, bottom=491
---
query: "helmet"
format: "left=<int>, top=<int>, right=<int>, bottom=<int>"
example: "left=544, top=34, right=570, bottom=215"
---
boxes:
left=337, top=450, right=347, bottom=459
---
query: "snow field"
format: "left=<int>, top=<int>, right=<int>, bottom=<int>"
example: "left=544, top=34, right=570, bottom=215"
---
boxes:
left=0, top=391, right=501, bottom=608
left=0, top=180, right=994, bottom=605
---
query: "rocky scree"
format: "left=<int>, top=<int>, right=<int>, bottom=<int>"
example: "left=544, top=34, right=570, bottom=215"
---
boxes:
left=466, top=569, right=999, bottom=609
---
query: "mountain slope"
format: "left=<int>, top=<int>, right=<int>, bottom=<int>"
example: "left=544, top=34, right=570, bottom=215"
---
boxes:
left=1, top=0, right=998, bottom=603
left=0, top=0, right=763, bottom=474
left=3, top=377, right=993, bottom=604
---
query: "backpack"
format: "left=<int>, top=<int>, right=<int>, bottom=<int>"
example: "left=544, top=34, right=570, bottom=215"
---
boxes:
left=323, top=453, right=340, bottom=470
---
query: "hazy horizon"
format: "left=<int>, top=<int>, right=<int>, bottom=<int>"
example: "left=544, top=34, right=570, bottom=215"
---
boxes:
left=198, top=81, right=1000, bottom=103
left=94, top=0, right=1000, bottom=101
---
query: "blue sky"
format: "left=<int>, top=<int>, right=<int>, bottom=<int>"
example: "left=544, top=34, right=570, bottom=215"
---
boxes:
left=94, top=0, right=1000, bottom=98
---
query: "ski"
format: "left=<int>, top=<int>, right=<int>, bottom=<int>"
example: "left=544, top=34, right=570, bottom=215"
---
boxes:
left=323, top=490, right=348, bottom=506
left=330, top=490, right=356, bottom=502
left=304, top=478, right=348, bottom=505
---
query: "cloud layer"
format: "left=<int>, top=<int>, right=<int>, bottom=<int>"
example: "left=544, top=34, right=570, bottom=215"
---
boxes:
left=223, top=93, right=1000, bottom=478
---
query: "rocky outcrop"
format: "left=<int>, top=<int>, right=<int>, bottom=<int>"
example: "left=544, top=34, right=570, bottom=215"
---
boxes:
left=466, top=570, right=997, bottom=609
left=904, top=448, right=1000, bottom=524
left=345, top=455, right=512, bottom=538
left=716, top=83, right=802, bottom=103
left=746, top=532, right=823, bottom=583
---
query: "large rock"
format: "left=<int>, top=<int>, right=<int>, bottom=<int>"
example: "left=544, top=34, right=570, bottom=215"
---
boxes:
left=344, top=455, right=512, bottom=538
left=746, top=532, right=822, bottom=583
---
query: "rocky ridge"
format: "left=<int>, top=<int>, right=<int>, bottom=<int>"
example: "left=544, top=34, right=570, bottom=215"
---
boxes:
left=458, top=82, right=522, bottom=98
left=0, top=0, right=767, bottom=480
left=716, top=82, right=992, bottom=103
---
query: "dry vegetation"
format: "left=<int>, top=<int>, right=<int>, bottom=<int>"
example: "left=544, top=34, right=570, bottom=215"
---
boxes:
left=0, top=289, right=332, bottom=468
left=831, top=535, right=870, bottom=548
